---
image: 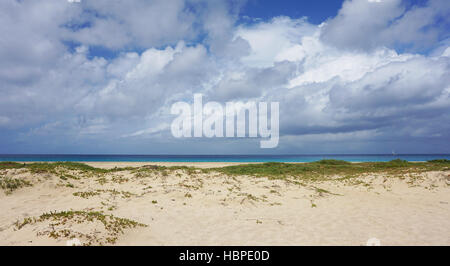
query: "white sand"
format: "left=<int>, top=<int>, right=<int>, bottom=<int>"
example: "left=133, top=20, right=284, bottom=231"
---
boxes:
left=0, top=163, right=449, bottom=246
left=85, top=161, right=258, bottom=169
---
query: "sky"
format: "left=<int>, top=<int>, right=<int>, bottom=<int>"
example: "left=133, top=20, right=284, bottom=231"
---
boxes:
left=0, top=0, right=449, bottom=155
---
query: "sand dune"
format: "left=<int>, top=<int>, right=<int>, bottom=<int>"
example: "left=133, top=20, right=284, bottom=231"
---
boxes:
left=0, top=162, right=449, bottom=246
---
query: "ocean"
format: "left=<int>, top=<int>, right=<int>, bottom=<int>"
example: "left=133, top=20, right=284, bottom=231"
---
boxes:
left=0, top=154, right=449, bottom=162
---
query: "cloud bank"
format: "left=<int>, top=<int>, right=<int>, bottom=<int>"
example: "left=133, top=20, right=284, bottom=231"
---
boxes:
left=0, top=0, right=449, bottom=154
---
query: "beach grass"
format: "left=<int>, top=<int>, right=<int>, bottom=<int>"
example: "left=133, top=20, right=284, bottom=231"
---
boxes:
left=0, top=176, right=32, bottom=194
left=211, top=159, right=450, bottom=181
left=0, top=161, right=137, bottom=174
left=15, top=210, right=147, bottom=245
left=0, top=159, right=449, bottom=187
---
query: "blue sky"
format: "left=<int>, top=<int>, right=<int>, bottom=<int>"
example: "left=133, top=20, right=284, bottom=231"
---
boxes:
left=0, top=0, right=449, bottom=155
left=241, top=0, right=344, bottom=24
left=74, top=0, right=346, bottom=59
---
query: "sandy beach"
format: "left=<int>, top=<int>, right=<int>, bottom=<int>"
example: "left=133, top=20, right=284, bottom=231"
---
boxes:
left=85, top=161, right=257, bottom=169
left=1, top=161, right=449, bottom=246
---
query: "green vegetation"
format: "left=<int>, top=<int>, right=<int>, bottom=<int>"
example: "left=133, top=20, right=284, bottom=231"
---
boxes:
left=210, top=159, right=450, bottom=181
left=15, top=210, right=147, bottom=245
left=0, top=176, right=32, bottom=194
left=132, top=165, right=198, bottom=174
left=0, top=161, right=134, bottom=174
left=15, top=217, right=34, bottom=230
left=0, top=159, right=448, bottom=188
left=0, top=161, right=201, bottom=177
left=73, top=189, right=136, bottom=199
left=27, top=162, right=106, bottom=174
left=428, top=159, right=450, bottom=164
left=0, top=162, right=25, bottom=170
left=60, top=174, right=79, bottom=180
left=315, top=159, right=352, bottom=165
left=73, top=191, right=102, bottom=198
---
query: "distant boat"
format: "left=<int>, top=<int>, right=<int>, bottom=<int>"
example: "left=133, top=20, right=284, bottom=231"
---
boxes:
left=392, top=150, right=397, bottom=156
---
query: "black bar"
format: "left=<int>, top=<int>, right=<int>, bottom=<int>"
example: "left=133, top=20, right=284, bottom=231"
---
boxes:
left=0, top=246, right=447, bottom=265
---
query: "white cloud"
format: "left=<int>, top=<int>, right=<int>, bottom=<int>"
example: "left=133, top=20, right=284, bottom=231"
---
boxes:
left=321, top=0, right=450, bottom=51
left=0, top=0, right=449, bottom=153
left=64, top=0, right=197, bottom=49
left=230, top=14, right=450, bottom=151
left=236, top=16, right=316, bottom=67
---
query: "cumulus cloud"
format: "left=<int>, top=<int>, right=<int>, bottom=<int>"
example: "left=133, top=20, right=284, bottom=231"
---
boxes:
left=232, top=10, right=450, bottom=153
left=65, top=0, right=197, bottom=49
left=75, top=41, right=214, bottom=119
left=320, top=0, right=450, bottom=52
left=236, top=16, right=316, bottom=67
left=209, top=61, right=297, bottom=101
left=0, top=0, right=449, bottom=154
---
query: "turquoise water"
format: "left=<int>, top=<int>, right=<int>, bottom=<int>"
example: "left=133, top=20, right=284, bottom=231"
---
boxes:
left=0, top=154, right=449, bottom=162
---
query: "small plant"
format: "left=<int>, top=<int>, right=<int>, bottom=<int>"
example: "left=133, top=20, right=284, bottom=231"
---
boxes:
left=314, top=187, right=331, bottom=195
left=14, top=217, right=35, bottom=230
left=73, top=191, right=101, bottom=198
left=0, top=176, right=32, bottom=194
left=73, top=189, right=137, bottom=199
left=97, top=177, right=108, bottom=185
left=15, top=210, right=147, bottom=246
left=111, top=175, right=129, bottom=184
left=269, top=189, right=281, bottom=196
